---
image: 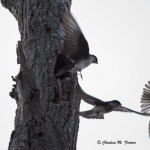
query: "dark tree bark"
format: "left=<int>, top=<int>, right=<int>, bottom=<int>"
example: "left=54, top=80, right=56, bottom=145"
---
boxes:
left=1, top=0, right=80, bottom=150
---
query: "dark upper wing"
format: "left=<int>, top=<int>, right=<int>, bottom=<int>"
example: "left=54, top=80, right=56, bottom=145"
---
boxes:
left=141, top=81, right=150, bottom=113
left=63, top=9, right=89, bottom=61
left=77, top=84, right=104, bottom=106
left=113, top=106, right=150, bottom=116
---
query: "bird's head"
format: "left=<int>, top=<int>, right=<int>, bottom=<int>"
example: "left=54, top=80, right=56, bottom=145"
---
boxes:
left=90, top=55, right=98, bottom=64
left=110, top=100, right=121, bottom=108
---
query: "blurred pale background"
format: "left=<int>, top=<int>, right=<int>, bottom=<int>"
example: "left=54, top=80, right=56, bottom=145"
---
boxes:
left=0, top=0, right=150, bottom=149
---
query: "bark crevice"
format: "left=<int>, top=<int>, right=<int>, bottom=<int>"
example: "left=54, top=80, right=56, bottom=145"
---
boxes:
left=2, top=0, right=80, bottom=150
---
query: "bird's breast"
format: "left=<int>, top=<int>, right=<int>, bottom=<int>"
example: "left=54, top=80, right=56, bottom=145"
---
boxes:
left=74, top=59, right=91, bottom=71
left=93, top=105, right=113, bottom=114
left=93, top=106, right=107, bottom=113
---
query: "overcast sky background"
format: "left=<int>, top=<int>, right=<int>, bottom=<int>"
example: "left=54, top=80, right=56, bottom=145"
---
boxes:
left=0, top=0, right=150, bottom=150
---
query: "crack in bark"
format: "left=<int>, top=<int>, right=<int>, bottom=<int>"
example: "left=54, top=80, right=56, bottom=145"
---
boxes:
left=2, top=0, right=80, bottom=150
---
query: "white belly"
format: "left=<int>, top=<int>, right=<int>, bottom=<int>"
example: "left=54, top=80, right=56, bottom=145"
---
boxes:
left=93, top=106, right=106, bottom=113
left=74, top=59, right=91, bottom=71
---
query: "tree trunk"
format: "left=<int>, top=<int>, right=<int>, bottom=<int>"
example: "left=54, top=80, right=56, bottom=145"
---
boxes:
left=1, top=0, right=80, bottom=150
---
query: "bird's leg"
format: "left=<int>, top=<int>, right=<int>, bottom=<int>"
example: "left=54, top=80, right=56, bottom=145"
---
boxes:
left=78, top=71, right=83, bottom=79
left=95, top=112, right=99, bottom=119
left=98, top=113, right=104, bottom=119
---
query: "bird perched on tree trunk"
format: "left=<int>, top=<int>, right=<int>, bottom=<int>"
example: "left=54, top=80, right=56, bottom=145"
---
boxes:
left=55, top=7, right=98, bottom=77
left=77, top=84, right=150, bottom=119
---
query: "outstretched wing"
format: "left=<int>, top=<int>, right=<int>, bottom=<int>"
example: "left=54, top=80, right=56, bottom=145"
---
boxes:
left=113, top=105, right=150, bottom=116
left=79, top=110, right=104, bottom=119
left=77, top=84, right=104, bottom=106
left=141, top=81, right=150, bottom=113
left=63, top=8, right=89, bottom=61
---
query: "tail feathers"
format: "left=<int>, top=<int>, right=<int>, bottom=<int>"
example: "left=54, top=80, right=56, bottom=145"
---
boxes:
left=55, top=64, right=74, bottom=77
left=79, top=110, right=104, bottom=119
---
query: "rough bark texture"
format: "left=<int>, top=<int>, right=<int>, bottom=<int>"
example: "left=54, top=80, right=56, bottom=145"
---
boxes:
left=1, top=0, right=80, bottom=150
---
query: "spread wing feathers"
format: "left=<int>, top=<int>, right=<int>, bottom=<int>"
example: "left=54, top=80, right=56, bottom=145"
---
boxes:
left=63, top=9, right=89, bottom=61
left=77, top=84, right=104, bottom=106
left=149, top=121, right=150, bottom=138
left=79, top=110, right=104, bottom=119
left=113, top=106, right=150, bottom=116
left=141, top=81, right=150, bottom=112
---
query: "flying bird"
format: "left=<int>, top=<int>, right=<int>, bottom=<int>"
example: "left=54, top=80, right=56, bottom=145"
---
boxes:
left=77, top=85, right=150, bottom=119
left=55, top=8, right=98, bottom=77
